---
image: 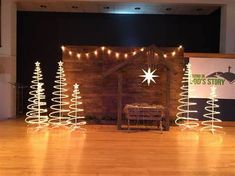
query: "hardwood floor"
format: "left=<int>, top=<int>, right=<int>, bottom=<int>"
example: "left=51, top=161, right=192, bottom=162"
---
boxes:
left=0, top=118, right=235, bottom=176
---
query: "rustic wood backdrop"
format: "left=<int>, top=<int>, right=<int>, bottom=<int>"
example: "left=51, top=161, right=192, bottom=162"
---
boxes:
left=63, top=45, right=184, bottom=125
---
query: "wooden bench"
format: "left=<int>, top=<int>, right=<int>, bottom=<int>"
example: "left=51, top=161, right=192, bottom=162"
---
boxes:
left=123, top=104, right=165, bottom=132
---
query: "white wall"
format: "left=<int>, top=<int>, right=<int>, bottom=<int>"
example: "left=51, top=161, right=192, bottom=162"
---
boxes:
left=220, top=4, right=235, bottom=54
left=0, top=0, right=16, bottom=119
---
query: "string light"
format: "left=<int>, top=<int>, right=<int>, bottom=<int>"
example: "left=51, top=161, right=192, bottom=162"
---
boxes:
left=26, top=62, right=48, bottom=129
left=61, top=45, right=183, bottom=60
left=201, top=86, right=223, bottom=134
left=68, top=83, right=86, bottom=131
left=94, top=50, right=98, bottom=56
left=175, top=63, right=199, bottom=130
left=61, top=46, right=65, bottom=52
left=115, top=52, right=120, bottom=58
left=77, top=53, right=81, bottom=59
left=49, top=61, right=70, bottom=126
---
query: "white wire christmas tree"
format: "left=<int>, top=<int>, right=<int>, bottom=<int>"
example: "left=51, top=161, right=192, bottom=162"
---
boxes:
left=49, top=61, right=70, bottom=126
left=26, top=61, right=48, bottom=127
left=68, top=83, right=86, bottom=131
left=201, top=86, right=222, bottom=134
left=175, top=63, right=199, bottom=130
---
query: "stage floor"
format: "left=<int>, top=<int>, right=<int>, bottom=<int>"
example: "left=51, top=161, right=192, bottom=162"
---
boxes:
left=0, top=118, right=235, bottom=176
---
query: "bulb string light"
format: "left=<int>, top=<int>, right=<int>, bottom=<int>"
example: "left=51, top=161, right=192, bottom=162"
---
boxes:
left=68, top=83, right=86, bottom=131
left=61, top=45, right=183, bottom=60
left=175, top=63, right=199, bottom=130
left=26, top=62, right=48, bottom=128
left=49, top=61, right=70, bottom=126
left=201, top=86, right=222, bottom=134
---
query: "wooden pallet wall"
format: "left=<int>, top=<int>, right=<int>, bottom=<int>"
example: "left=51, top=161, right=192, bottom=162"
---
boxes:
left=63, top=46, right=184, bottom=122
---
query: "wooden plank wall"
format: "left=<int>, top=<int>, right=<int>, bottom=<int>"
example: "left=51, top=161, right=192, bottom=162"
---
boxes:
left=63, top=46, right=184, bottom=122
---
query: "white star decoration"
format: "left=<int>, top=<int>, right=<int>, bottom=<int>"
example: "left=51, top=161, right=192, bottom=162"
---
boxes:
left=35, top=61, right=40, bottom=66
left=139, top=67, right=159, bottom=86
left=58, top=61, right=63, bottom=66
left=73, top=83, right=79, bottom=89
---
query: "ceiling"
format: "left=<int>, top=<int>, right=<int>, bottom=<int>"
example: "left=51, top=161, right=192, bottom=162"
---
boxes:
left=17, top=1, right=220, bottom=15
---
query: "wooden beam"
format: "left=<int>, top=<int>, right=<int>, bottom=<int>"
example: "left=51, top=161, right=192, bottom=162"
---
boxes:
left=117, top=72, right=123, bottom=130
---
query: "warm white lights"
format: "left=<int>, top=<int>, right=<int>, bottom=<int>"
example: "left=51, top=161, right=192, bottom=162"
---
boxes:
left=139, top=67, right=159, bottom=86
left=94, top=50, right=98, bottom=56
left=201, top=86, right=223, bottom=134
left=115, top=52, right=120, bottom=58
left=175, top=63, right=199, bottom=130
left=68, top=83, right=86, bottom=131
left=60, top=45, right=182, bottom=60
left=49, top=61, right=70, bottom=126
left=26, top=61, right=48, bottom=129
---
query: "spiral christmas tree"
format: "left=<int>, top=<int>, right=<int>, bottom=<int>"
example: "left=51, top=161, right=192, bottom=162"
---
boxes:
left=68, top=83, right=86, bottom=130
left=201, top=86, right=222, bottom=134
left=26, top=61, right=48, bottom=126
left=49, top=61, right=70, bottom=126
left=175, top=63, right=199, bottom=130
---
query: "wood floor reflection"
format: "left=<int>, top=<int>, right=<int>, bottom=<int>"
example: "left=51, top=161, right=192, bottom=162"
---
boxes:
left=0, top=118, right=235, bottom=176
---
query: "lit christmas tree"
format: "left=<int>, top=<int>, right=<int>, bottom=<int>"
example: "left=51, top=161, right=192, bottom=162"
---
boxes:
left=26, top=61, right=48, bottom=127
left=175, top=63, right=199, bottom=130
left=49, top=61, right=70, bottom=126
left=68, top=83, right=86, bottom=131
left=201, top=86, right=222, bottom=134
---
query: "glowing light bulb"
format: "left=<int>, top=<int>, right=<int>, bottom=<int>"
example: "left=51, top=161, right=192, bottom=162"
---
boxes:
left=155, top=53, right=158, bottom=57
left=133, top=51, right=137, bottom=56
left=69, top=51, right=73, bottom=56
left=108, top=50, right=111, bottom=55
left=61, top=46, right=65, bottom=52
left=115, top=53, right=120, bottom=58
left=140, top=48, right=144, bottom=52
left=77, top=53, right=81, bottom=59
left=172, top=51, right=176, bottom=56
left=86, top=53, right=89, bottom=58
left=178, top=45, right=183, bottom=49
left=124, top=53, right=128, bottom=59
left=101, top=46, right=105, bottom=51
left=94, top=50, right=98, bottom=56
left=163, top=54, right=167, bottom=58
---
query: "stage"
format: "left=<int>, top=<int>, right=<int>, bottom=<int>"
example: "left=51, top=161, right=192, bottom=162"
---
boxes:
left=0, top=118, right=235, bottom=176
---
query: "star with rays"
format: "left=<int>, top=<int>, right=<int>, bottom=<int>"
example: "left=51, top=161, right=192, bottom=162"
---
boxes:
left=139, top=67, right=159, bottom=86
